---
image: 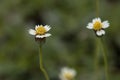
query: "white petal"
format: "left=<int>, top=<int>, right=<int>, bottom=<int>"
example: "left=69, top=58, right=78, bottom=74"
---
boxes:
left=35, top=33, right=51, bottom=38
left=101, top=30, right=105, bottom=35
left=96, top=30, right=102, bottom=36
left=44, top=33, right=51, bottom=37
left=97, top=17, right=101, bottom=22
left=92, top=18, right=97, bottom=23
left=44, top=25, right=51, bottom=31
left=28, top=29, right=36, bottom=35
left=102, top=21, right=109, bottom=28
left=36, top=35, right=45, bottom=38
left=93, top=17, right=101, bottom=23
left=87, top=23, right=93, bottom=29
left=35, top=25, right=40, bottom=30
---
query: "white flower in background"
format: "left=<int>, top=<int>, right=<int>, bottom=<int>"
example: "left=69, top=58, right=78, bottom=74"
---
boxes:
left=87, top=18, right=110, bottom=37
left=59, top=67, right=76, bottom=80
left=29, top=25, right=51, bottom=38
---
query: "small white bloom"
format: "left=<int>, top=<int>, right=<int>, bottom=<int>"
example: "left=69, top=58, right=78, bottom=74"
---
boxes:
left=87, top=17, right=110, bottom=37
left=28, top=25, right=51, bottom=38
left=59, top=67, right=76, bottom=80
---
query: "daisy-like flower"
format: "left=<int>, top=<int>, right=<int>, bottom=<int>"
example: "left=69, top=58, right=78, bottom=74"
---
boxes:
left=59, top=67, right=76, bottom=80
left=87, top=18, right=110, bottom=37
left=29, top=25, right=51, bottom=38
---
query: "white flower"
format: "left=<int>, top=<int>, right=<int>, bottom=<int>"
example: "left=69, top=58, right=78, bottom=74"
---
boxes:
left=28, top=25, right=51, bottom=38
left=87, top=17, right=110, bottom=36
left=59, top=67, right=76, bottom=80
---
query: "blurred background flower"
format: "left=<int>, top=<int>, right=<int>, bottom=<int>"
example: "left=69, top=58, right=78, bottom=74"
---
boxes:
left=59, top=67, right=76, bottom=80
left=0, top=0, right=120, bottom=80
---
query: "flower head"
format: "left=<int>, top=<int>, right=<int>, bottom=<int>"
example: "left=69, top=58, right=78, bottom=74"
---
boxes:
left=29, top=25, right=51, bottom=38
left=87, top=18, right=109, bottom=37
left=59, top=67, right=76, bottom=80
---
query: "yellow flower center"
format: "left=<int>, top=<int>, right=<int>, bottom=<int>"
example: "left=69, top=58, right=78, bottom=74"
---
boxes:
left=64, top=73, right=73, bottom=80
left=93, top=21, right=102, bottom=30
left=36, top=26, right=46, bottom=35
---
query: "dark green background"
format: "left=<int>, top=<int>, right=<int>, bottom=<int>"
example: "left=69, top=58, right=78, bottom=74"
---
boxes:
left=0, top=0, right=120, bottom=80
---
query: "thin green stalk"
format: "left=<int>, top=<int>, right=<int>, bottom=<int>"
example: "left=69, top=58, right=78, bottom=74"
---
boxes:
left=94, top=38, right=100, bottom=80
left=100, top=38, right=109, bottom=80
left=96, top=0, right=99, bottom=17
left=39, top=46, right=49, bottom=80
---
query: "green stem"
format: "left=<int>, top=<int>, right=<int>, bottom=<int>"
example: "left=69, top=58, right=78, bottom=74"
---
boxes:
left=96, top=0, right=99, bottom=17
left=100, top=38, right=109, bottom=80
left=94, top=38, right=100, bottom=80
left=39, top=46, right=49, bottom=80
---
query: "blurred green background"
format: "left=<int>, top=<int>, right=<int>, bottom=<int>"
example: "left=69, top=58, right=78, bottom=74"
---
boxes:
left=0, top=0, right=120, bottom=80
